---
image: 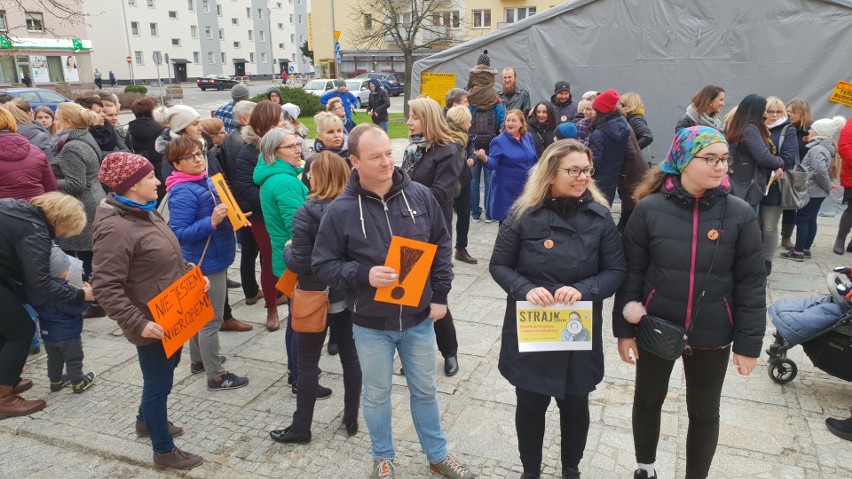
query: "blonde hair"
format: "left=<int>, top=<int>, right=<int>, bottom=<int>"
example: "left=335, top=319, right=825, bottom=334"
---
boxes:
left=314, top=111, right=343, bottom=134
left=723, top=106, right=738, bottom=132
left=407, top=97, right=453, bottom=146
left=506, top=109, right=528, bottom=136
left=446, top=105, right=472, bottom=127
left=3, top=100, right=32, bottom=123
left=200, top=117, right=225, bottom=136
left=787, top=99, right=812, bottom=130
left=56, top=102, right=99, bottom=128
left=0, top=107, right=18, bottom=131
left=509, top=140, right=610, bottom=221
left=30, top=191, right=87, bottom=236
left=326, top=97, right=343, bottom=112
left=309, top=150, right=350, bottom=200
left=765, top=96, right=786, bottom=118
left=578, top=99, right=593, bottom=112
left=102, top=100, right=116, bottom=109
left=619, top=92, right=645, bottom=116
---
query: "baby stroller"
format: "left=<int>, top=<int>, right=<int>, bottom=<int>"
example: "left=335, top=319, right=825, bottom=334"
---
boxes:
left=766, top=269, right=852, bottom=384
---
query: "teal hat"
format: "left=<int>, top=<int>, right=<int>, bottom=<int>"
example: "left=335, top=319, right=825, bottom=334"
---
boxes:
left=660, top=126, right=728, bottom=174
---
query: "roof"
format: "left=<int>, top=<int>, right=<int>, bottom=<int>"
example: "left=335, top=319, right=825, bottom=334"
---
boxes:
left=232, top=58, right=249, bottom=63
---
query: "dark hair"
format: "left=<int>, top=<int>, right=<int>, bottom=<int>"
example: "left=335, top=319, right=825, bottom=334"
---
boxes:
left=691, top=85, right=725, bottom=116
left=0, top=93, right=12, bottom=103
left=75, top=96, right=103, bottom=110
left=165, top=135, right=203, bottom=165
left=591, top=110, right=622, bottom=130
left=249, top=100, right=282, bottom=138
left=527, top=101, right=556, bottom=131
left=349, top=123, right=384, bottom=158
left=131, top=97, right=157, bottom=118
left=445, top=88, right=468, bottom=109
left=725, top=94, right=768, bottom=145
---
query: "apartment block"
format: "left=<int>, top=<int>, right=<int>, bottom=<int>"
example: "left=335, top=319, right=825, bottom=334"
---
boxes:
left=0, top=5, right=94, bottom=86
left=84, top=0, right=311, bottom=84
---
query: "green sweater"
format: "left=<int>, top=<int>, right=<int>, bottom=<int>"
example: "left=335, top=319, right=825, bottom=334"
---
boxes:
left=253, top=156, right=308, bottom=277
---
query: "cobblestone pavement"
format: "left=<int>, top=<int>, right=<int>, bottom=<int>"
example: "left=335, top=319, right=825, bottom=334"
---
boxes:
left=3, top=169, right=852, bottom=478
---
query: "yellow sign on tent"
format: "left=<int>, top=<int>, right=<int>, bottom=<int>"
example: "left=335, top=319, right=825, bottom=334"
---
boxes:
left=421, top=72, right=456, bottom=107
left=829, top=80, right=852, bottom=107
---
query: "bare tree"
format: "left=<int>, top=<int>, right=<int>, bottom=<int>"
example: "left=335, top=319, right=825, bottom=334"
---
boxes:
left=349, top=0, right=466, bottom=115
left=1, top=0, right=85, bottom=47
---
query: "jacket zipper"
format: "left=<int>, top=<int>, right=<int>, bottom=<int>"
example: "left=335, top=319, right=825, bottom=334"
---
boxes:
left=365, top=192, right=404, bottom=330
left=685, top=197, right=700, bottom=330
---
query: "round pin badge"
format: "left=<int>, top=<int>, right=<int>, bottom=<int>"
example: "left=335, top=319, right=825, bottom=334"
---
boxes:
left=543, top=239, right=554, bottom=249
left=561, top=115, right=568, bottom=122
left=708, top=229, right=719, bottom=241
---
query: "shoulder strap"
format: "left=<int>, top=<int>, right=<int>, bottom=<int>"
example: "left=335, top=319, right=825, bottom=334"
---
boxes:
left=684, top=197, right=726, bottom=352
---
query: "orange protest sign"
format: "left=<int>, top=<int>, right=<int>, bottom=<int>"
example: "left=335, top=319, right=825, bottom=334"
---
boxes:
left=210, top=173, right=250, bottom=229
left=147, top=266, right=215, bottom=358
left=374, top=236, right=438, bottom=307
left=276, top=269, right=298, bottom=298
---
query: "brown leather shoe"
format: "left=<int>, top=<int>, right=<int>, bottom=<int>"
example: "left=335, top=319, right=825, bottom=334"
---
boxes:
left=13, top=378, right=33, bottom=395
left=266, top=308, right=280, bottom=332
left=136, top=418, right=184, bottom=438
left=245, top=291, right=264, bottom=306
left=153, top=447, right=203, bottom=470
left=0, top=385, right=46, bottom=419
left=226, top=278, right=242, bottom=289
left=220, top=318, right=253, bottom=332
left=454, top=248, right=478, bottom=264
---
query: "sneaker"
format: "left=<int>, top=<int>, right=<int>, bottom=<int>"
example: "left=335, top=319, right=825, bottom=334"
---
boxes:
left=291, top=383, right=333, bottom=399
left=429, top=454, right=475, bottom=479
left=483, top=216, right=495, bottom=224
left=780, top=251, right=805, bottom=262
left=136, top=418, right=184, bottom=438
left=471, top=216, right=481, bottom=223
left=634, top=469, right=656, bottom=479
left=207, top=372, right=248, bottom=391
left=803, top=249, right=812, bottom=258
left=372, top=459, right=396, bottom=479
left=153, top=447, right=203, bottom=470
left=71, top=372, right=96, bottom=394
left=50, top=375, right=70, bottom=392
left=190, top=356, right=226, bottom=374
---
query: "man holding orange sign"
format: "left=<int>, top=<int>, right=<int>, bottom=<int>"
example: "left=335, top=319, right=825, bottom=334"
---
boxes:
left=312, top=125, right=474, bottom=479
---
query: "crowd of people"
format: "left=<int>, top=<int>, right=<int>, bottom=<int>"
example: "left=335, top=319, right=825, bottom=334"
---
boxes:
left=1, top=50, right=852, bottom=478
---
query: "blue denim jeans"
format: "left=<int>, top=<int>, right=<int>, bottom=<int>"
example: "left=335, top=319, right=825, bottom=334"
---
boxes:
left=137, top=342, right=181, bottom=453
left=794, top=196, right=826, bottom=252
left=375, top=121, right=389, bottom=133
left=469, top=160, right=492, bottom=219
left=353, top=319, right=449, bottom=464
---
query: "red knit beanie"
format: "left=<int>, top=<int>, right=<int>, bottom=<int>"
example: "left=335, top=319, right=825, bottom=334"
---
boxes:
left=99, top=152, right=154, bottom=195
left=593, top=89, right=620, bottom=114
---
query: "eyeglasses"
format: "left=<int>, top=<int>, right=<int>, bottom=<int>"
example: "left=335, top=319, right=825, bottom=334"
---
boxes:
left=693, top=155, right=733, bottom=167
left=179, top=151, right=205, bottom=161
left=557, top=167, right=595, bottom=177
left=766, top=110, right=784, bottom=115
left=332, top=106, right=344, bottom=111
left=277, top=143, right=302, bottom=151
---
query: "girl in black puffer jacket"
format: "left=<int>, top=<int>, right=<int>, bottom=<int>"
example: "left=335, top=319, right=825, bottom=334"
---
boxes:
left=613, top=126, right=766, bottom=479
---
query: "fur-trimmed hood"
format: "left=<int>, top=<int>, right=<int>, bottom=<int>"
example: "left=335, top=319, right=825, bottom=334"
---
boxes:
left=241, top=125, right=262, bottom=148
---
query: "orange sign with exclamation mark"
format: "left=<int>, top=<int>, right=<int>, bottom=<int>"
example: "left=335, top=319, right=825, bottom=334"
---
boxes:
left=375, top=236, right=438, bottom=307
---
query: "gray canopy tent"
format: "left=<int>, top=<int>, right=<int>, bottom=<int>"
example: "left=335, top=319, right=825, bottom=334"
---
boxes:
left=412, top=0, right=852, bottom=161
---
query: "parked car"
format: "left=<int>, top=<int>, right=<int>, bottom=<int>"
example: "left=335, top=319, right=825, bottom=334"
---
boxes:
left=346, top=80, right=370, bottom=109
left=303, top=78, right=337, bottom=96
left=352, top=73, right=404, bottom=96
left=0, top=88, right=72, bottom=112
left=196, top=74, right=239, bottom=91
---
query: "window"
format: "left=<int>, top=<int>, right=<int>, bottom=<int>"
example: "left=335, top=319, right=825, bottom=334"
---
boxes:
left=246, top=7, right=251, bottom=18
left=290, top=34, right=294, bottom=43
left=233, top=41, right=241, bottom=48
left=261, top=52, right=267, bottom=63
left=289, top=14, right=293, bottom=24
left=278, top=43, right=284, bottom=49
left=291, top=53, right=296, bottom=61
left=25, top=12, right=44, bottom=32
left=221, top=52, right=226, bottom=63
left=298, top=15, right=302, bottom=24
left=172, top=38, right=181, bottom=46
left=168, top=11, right=177, bottom=19
left=505, top=7, right=536, bottom=24
left=200, top=0, right=207, bottom=13
left=259, top=30, right=265, bottom=42
left=232, top=18, right=238, bottom=26
left=248, top=30, right=253, bottom=40
left=130, top=21, right=139, bottom=36
left=249, top=52, right=255, bottom=63
left=205, top=26, right=212, bottom=39
left=193, top=51, right=200, bottom=63
left=257, top=9, right=263, bottom=20
left=277, top=2, right=282, bottom=7
left=134, top=50, right=144, bottom=65
left=149, top=23, right=158, bottom=36
left=128, top=0, right=137, bottom=6
left=208, top=52, right=214, bottom=64
left=147, top=0, right=155, bottom=7
left=364, top=14, right=372, bottom=30
left=277, top=23, right=283, bottom=29
left=217, top=4, right=222, bottom=16
left=431, top=11, right=460, bottom=29
left=187, top=0, right=194, bottom=10
left=190, top=25, right=198, bottom=38
left=0, top=11, right=6, bottom=31
left=218, top=29, right=224, bottom=40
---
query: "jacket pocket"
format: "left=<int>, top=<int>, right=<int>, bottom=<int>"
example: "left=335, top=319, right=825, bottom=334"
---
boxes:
left=722, top=296, right=733, bottom=326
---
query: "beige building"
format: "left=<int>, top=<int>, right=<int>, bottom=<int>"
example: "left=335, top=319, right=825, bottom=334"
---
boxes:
left=0, top=4, right=94, bottom=86
left=84, top=0, right=311, bottom=84
left=308, top=0, right=557, bottom=78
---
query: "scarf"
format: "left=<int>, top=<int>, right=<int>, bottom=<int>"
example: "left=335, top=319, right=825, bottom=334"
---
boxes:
left=401, top=135, right=429, bottom=174
left=660, top=126, right=728, bottom=174
left=113, top=193, right=157, bottom=212
left=89, top=122, right=123, bottom=153
left=165, top=171, right=207, bottom=192
left=685, top=104, right=724, bottom=131
left=467, top=67, right=500, bottom=110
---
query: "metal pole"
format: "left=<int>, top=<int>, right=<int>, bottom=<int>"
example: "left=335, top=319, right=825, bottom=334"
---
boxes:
left=120, top=0, right=135, bottom=85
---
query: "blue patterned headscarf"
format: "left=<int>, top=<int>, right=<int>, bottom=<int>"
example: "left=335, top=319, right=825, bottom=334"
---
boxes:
left=659, top=126, right=728, bottom=174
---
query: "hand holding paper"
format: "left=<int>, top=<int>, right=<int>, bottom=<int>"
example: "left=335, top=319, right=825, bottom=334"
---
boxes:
left=370, top=266, right=398, bottom=288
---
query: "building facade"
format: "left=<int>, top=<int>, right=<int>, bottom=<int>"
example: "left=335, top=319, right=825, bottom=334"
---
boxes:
left=84, top=0, right=312, bottom=85
left=0, top=4, right=94, bottom=86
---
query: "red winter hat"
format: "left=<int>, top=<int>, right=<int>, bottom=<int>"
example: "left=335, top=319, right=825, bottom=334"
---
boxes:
left=99, top=152, right=154, bottom=195
left=593, top=89, right=620, bottom=114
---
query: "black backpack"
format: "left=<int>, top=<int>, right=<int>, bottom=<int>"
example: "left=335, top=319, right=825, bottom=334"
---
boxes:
left=470, top=109, right=498, bottom=150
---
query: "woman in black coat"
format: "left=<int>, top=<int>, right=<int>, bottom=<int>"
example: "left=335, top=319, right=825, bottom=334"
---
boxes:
left=127, top=98, right=166, bottom=203
left=613, top=126, right=765, bottom=479
left=490, top=140, right=626, bottom=479
left=527, top=101, right=557, bottom=157
left=0, top=192, right=93, bottom=418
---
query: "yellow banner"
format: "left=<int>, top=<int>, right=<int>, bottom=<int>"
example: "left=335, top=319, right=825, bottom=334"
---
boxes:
left=829, top=80, right=852, bottom=107
left=516, top=301, right=593, bottom=352
left=421, top=72, right=457, bottom=107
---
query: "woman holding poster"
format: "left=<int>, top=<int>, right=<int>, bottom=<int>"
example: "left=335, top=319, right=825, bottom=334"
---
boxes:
left=613, top=126, right=765, bottom=479
left=92, top=152, right=204, bottom=470
left=490, top=140, right=626, bottom=479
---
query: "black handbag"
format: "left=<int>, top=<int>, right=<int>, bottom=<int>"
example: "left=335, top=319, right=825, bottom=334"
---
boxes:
left=635, top=198, right=725, bottom=360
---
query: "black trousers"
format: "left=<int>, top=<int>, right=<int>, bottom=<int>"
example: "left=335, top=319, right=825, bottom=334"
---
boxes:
left=239, top=227, right=260, bottom=299
left=515, top=387, right=590, bottom=475
left=44, top=337, right=84, bottom=382
left=0, top=283, right=35, bottom=386
left=454, top=183, right=472, bottom=250
left=433, top=310, right=458, bottom=359
left=291, top=308, right=362, bottom=433
left=633, top=346, right=731, bottom=479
